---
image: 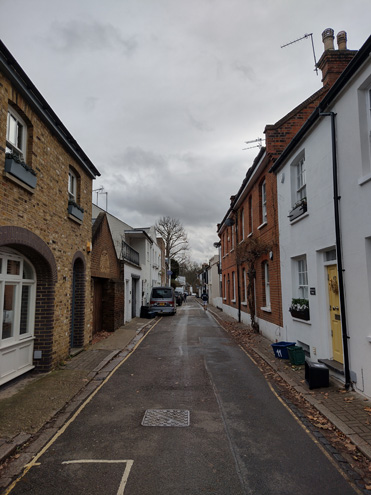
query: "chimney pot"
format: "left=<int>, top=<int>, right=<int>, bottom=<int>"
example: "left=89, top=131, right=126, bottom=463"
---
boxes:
left=337, top=31, right=347, bottom=50
left=322, top=28, right=335, bottom=50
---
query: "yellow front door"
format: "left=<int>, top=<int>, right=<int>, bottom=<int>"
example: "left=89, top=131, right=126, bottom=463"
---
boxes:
left=327, top=265, right=343, bottom=363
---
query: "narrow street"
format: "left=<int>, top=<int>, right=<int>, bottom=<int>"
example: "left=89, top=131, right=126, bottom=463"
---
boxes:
left=8, top=299, right=360, bottom=494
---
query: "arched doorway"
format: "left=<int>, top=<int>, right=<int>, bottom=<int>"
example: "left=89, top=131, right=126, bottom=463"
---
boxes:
left=0, top=226, right=57, bottom=385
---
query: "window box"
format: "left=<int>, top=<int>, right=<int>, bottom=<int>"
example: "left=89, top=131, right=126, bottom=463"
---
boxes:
left=5, top=154, right=37, bottom=189
left=68, top=200, right=84, bottom=222
left=288, top=199, right=307, bottom=221
left=289, top=298, right=310, bottom=320
left=290, top=308, right=310, bottom=320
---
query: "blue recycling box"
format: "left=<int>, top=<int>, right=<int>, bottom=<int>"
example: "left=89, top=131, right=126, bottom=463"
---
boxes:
left=271, top=341, right=296, bottom=359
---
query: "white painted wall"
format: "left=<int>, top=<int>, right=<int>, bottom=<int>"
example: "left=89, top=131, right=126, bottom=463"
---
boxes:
left=276, top=120, right=336, bottom=361
left=330, top=63, right=371, bottom=397
left=275, top=56, right=371, bottom=398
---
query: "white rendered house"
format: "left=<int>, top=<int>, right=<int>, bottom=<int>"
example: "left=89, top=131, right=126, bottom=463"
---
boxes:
left=271, top=33, right=371, bottom=398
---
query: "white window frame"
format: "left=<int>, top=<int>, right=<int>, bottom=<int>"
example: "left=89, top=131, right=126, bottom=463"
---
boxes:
left=261, top=261, right=271, bottom=311
left=232, top=271, right=236, bottom=302
left=261, top=180, right=267, bottom=224
left=357, top=79, right=371, bottom=181
left=0, top=250, right=36, bottom=347
left=290, top=150, right=306, bottom=207
left=242, top=268, right=247, bottom=305
left=68, top=169, right=77, bottom=201
left=6, top=107, right=27, bottom=159
left=248, top=196, right=253, bottom=234
left=241, top=208, right=245, bottom=240
left=296, top=157, right=306, bottom=202
left=297, top=257, right=308, bottom=299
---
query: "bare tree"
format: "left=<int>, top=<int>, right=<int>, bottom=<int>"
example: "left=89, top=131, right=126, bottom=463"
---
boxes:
left=155, top=216, right=189, bottom=264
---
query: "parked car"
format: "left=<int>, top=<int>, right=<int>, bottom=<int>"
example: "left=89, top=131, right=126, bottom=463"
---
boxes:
left=174, top=290, right=183, bottom=306
left=150, top=286, right=177, bottom=315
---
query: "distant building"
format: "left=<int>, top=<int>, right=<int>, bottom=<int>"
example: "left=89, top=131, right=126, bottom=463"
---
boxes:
left=92, top=205, right=163, bottom=321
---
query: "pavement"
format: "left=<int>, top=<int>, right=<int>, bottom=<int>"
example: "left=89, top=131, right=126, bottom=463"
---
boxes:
left=0, top=300, right=371, bottom=489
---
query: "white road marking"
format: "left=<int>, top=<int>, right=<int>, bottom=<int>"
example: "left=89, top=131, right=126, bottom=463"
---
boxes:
left=4, top=319, right=161, bottom=495
left=61, top=459, right=134, bottom=495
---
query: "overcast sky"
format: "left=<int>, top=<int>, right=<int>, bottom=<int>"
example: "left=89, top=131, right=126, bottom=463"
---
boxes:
left=1, top=1, right=369, bottom=264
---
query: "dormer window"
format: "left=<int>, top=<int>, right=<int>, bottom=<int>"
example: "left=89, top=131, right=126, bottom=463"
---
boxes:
left=6, top=108, right=27, bottom=160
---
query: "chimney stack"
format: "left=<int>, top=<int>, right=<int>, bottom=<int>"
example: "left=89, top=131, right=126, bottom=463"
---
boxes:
left=337, top=31, right=347, bottom=50
left=317, top=28, right=356, bottom=88
left=322, top=28, right=335, bottom=50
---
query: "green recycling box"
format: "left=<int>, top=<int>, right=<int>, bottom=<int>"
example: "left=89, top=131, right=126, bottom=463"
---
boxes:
left=288, top=346, right=306, bottom=365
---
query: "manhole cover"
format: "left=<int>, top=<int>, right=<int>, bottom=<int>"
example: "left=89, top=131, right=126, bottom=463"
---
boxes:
left=141, top=409, right=190, bottom=427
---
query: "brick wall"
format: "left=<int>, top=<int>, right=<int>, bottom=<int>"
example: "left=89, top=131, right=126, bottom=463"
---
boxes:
left=91, top=213, right=125, bottom=332
left=0, top=70, right=94, bottom=371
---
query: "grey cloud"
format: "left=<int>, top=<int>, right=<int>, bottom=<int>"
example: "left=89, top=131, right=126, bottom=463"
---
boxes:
left=187, top=112, right=213, bottom=132
left=83, top=96, right=99, bottom=112
left=48, top=20, right=138, bottom=56
left=232, top=61, right=255, bottom=81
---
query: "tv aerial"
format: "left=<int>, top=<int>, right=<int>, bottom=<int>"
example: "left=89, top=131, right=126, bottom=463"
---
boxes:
left=243, top=137, right=265, bottom=150
left=281, top=33, right=318, bottom=75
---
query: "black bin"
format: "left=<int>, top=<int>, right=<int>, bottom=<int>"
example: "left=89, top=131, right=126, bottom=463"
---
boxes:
left=305, top=361, right=329, bottom=389
left=140, top=306, right=155, bottom=319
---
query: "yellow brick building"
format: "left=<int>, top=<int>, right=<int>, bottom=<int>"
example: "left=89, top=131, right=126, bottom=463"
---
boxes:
left=0, top=41, right=100, bottom=385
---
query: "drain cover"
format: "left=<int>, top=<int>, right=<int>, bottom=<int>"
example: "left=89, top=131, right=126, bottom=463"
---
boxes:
left=141, top=409, right=190, bottom=427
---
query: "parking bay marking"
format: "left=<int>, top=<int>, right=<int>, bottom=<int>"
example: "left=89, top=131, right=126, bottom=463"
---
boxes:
left=61, top=460, right=134, bottom=495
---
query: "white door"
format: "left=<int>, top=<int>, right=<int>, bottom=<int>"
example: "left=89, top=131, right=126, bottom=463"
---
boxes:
left=0, top=250, right=36, bottom=385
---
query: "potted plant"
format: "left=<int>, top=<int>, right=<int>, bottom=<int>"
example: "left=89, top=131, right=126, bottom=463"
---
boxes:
left=68, top=199, right=84, bottom=221
left=288, top=197, right=307, bottom=221
left=5, top=152, right=37, bottom=189
left=289, top=298, right=310, bottom=320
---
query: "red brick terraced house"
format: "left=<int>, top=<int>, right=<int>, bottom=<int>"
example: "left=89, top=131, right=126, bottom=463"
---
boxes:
left=217, top=29, right=356, bottom=342
left=0, top=41, right=100, bottom=385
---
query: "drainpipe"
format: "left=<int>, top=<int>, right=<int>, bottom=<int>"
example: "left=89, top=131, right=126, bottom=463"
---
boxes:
left=320, top=111, right=351, bottom=389
left=235, top=214, right=242, bottom=323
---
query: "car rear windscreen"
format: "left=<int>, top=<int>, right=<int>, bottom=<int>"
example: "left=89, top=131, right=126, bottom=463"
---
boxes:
left=152, top=288, right=173, bottom=299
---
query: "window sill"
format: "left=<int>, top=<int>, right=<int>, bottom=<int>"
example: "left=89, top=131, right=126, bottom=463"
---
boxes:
left=223, top=298, right=227, bottom=301
left=358, top=173, right=371, bottom=186
left=258, top=221, right=267, bottom=230
left=291, top=317, right=311, bottom=325
left=290, top=212, right=309, bottom=225
left=3, top=170, right=35, bottom=194
left=247, top=232, right=253, bottom=238
left=231, top=299, right=236, bottom=303
left=242, top=302, right=247, bottom=306
left=261, top=306, right=271, bottom=313
left=68, top=213, right=83, bottom=225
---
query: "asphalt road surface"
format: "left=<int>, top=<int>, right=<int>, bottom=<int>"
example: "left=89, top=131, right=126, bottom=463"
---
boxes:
left=8, top=300, right=360, bottom=494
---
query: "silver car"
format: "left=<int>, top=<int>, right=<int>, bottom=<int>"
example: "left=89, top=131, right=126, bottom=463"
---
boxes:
left=150, top=286, right=177, bottom=315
